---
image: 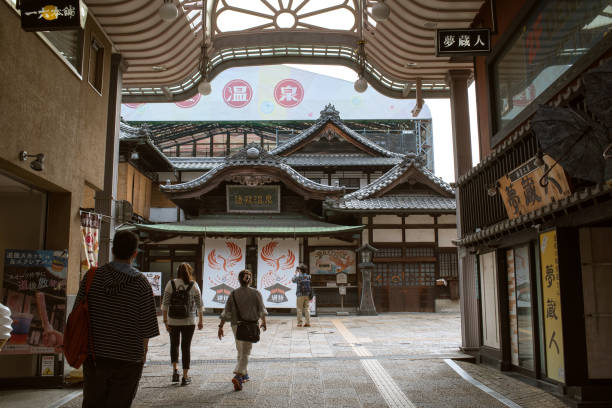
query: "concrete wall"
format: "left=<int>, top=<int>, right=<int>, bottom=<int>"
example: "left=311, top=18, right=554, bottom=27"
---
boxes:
left=0, top=4, right=113, bottom=297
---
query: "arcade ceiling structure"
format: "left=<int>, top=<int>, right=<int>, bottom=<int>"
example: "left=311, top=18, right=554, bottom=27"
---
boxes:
left=85, top=0, right=485, bottom=102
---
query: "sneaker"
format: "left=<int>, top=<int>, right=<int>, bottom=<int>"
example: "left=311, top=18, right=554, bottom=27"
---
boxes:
left=241, top=374, right=250, bottom=382
left=304, top=323, right=311, bottom=327
left=181, top=376, right=192, bottom=386
left=172, top=370, right=180, bottom=383
left=297, top=323, right=303, bottom=327
left=232, top=375, right=243, bottom=391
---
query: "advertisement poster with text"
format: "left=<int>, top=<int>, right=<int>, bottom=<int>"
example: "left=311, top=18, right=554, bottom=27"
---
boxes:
left=257, top=238, right=298, bottom=309
left=539, top=230, right=565, bottom=383
left=142, top=272, right=162, bottom=297
left=203, top=238, right=246, bottom=308
left=1, top=249, right=67, bottom=355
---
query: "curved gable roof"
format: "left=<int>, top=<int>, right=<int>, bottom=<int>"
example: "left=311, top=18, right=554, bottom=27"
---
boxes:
left=270, top=104, right=404, bottom=159
left=343, top=153, right=454, bottom=200
left=160, top=143, right=344, bottom=197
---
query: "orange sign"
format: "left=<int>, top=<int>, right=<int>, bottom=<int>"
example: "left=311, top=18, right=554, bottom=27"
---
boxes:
left=498, top=155, right=571, bottom=220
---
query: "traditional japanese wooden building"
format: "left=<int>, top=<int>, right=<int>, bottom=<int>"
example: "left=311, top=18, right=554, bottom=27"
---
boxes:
left=121, top=105, right=458, bottom=313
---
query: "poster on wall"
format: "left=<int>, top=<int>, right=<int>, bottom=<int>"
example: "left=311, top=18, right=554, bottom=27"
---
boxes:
left=1, top=249, right=68, bottom=355
left=310, top=249, right=356, bottom=274
left=257, top=238, right=298, bottom=309
left=80, top=212, right=101, bottom=279
left=539, top=230, right=565, bottom=383
left=203, top=238, right=246, bottom=308
left=142, top=272, right=162, bottom=297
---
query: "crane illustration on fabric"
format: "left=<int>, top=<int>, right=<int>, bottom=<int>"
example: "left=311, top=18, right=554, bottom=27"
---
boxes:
left=207, top=241, right=242, bottom=304
left=260, top=241, right=295, bottom=303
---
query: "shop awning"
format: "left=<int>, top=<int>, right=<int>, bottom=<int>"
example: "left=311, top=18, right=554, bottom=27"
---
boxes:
left=121, top=213, right=364, bottom=237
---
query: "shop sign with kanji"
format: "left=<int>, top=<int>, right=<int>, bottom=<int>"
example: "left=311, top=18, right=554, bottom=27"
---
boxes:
left=227, top=185, right=280, bottom=213
left=21, top=0, right=80, bottom=32
left=498, top=154, right=571, bottom=220
left=435, top=29, right=490, bottom=56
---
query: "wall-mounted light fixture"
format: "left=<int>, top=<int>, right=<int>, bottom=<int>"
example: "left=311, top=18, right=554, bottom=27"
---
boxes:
left=371, top=1, right=390, bottom=22
left=486, top=181, right=500, bottom=197
left=159, top=0, right=178, bottom=22
left=130, top=151, right=140, bottom=160
left=19, top=151, right=45, bottom=171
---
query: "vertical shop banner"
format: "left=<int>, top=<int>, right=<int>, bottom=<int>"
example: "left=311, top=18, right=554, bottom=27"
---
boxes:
left=1, top=249, right=68, bottom=355
left=539, top=230, right=565, bottom=383
left=203, top=238, right=246, bottom=308
left=80, top=212, right=101, bottom=278
left=257, top=238, right=298, bottom=309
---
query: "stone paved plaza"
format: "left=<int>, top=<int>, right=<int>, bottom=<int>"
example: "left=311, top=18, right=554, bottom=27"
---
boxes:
left=0, top=313, right=570, bottom=408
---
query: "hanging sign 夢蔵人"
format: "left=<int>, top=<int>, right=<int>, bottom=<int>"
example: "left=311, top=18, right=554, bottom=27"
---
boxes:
left=435, top=28, right=490, bottom=56
left=21, top=0, right=81, bottom=32
left=498, top=154, right=571, bottom=220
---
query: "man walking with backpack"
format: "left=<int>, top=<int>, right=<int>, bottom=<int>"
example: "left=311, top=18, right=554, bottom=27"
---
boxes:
left=292, top=264, right=312, bottom=327
left=74, top=231, right=159, bottom=408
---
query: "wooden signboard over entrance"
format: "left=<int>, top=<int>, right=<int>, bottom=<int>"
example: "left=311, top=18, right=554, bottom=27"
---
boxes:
left=227, top=185, right=280, bottom=213
left=498, top=155, right=571, bottom=220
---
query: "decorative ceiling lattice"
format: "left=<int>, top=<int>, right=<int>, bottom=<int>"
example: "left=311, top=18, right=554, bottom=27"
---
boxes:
left=84, top=0, right=485, bottom=101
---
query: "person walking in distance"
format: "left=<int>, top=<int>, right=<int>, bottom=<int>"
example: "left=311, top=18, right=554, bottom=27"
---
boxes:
left=218, top=270, right=267, bottom=391
left=75, top=231, right=159, bottom=408
left=161, top=263, right=203, bottom=386
left=292, top=263, right=312, bottom=327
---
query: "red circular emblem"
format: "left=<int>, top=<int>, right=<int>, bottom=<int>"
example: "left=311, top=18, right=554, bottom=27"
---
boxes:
left=223, top=79, right=253, bottom=108
left=175, top=93, right=201, bottom=109
left=124, top=103, right=144, bottom=109
left=274, top=79, right=304, bottom=108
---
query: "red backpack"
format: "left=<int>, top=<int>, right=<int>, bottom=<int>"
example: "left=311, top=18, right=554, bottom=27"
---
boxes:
left=63, top=267, right=97, bottom=368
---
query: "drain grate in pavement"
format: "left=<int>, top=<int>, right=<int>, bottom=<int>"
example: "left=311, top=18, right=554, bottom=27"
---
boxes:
left=333, top=342, right=362, bottom=347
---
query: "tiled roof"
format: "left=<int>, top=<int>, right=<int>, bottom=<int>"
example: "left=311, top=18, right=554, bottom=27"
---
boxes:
left=343, top=153, right=454, bottom=200
left=170, top=157, right=225, bottom=170
left=270, top=104, right=404, bottom=158
left=168, top=154, right=402, bottom=170
left=160, top=144, right=345, bottom=194
left=327, top=195, right=456, bottom=212
left=121, top=213, right=364, bottom=236
left=456, top=183, right=612, bottom=246
left=119, top=122, right=174, bottom=168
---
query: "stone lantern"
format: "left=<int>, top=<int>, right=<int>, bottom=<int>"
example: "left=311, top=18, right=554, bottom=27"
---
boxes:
left=356, top=243, right=378, bottom=316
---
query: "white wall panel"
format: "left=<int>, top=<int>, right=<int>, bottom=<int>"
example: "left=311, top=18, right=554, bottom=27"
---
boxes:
left=405, top=229, right=435, bottom=242
left=405, top=214, right=434, bottom=224
left=438, top=229, right=457, bottom=247
left=373, top=229, right=402, bottom=242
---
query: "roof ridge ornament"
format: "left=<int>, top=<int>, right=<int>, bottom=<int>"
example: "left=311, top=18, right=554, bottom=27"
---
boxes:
left=318, top=103, right=340, bottom=122
left=225, top=142, right=286, bottom=164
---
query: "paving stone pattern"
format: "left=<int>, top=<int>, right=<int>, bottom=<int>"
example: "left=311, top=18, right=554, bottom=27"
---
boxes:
left=54, top=313, right=570, bottom=408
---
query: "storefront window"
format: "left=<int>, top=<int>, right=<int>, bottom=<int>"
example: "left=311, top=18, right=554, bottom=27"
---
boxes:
left=514, top=245, right=534, bottom=370
left=493, top=0, right=612, bottom=132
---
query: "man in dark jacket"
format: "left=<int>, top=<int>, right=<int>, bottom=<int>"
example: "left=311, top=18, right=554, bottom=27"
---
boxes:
left=75, top=231, right=159, bottom=408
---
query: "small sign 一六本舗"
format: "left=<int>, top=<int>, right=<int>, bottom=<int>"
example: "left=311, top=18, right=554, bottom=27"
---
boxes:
left=436, top=28, right=490, bottom=56
left=21, top=0, right=81, bottom=32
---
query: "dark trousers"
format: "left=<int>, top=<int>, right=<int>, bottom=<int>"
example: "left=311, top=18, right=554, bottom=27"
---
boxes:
left=82, top=357, right=143, bottom=408
left=169, top=324, right=195, bottom=369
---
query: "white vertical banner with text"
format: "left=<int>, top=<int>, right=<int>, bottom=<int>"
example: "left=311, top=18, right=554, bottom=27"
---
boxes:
left=203, top=238, right=246, bottom=308
left=257, top=238, right=298, bottom=309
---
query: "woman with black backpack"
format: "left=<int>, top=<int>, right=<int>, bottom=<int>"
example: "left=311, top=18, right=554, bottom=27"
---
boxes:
left=161, top=263, right=203, bottom=385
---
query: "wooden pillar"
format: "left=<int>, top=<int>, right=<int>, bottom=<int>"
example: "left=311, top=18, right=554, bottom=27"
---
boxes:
left=95, top=54, right=124, bottom=265
left=447, top=69, right=479, bottom=350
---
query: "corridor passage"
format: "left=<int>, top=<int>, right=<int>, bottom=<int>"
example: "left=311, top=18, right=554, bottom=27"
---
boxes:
left=11, top=313, right=570, bottom=408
